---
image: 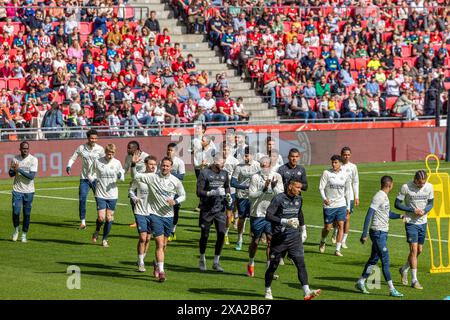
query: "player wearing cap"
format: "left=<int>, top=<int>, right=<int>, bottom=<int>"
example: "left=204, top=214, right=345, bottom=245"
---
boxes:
left=129, top=155, right=158, bottom=272
left=231, top=146, right=261, bottom=251
left=131, top=155, right=186, bottom=282
left=264, top=177, right=320, bottom=300
left=124, top=141, right=149, bottom=228
left=247, top=156, right=284, bottom=277
left=66, top=129, right=105, bottom=229
left=355, top=175, right=404, bottom=297
left=318, top=155, right=352, bottom=257
left=91, top=144, right=125, bottom=248
left=395, top=170, right=434, bottom=290
left=196, top=153, right=232, bottom=272
left=9, top=141, right=38, bottom=243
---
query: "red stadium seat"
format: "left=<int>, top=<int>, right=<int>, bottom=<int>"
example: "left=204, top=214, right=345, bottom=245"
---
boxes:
left=79, top=22, right=92, bottom=35
left=125, top=7, right=135, bottom=20
left=0, top=78, right=7, bottom=89
left=354, top=58, right=368, bottom=71
left=308, top=99, right=316, bottom=111
left=385, top=97, right=398, bottom=111
left=401, top=46, right=412, bottom=57
left=444, top=82, right=450, bottom=90
left=7, top=78, right=25, bottom=90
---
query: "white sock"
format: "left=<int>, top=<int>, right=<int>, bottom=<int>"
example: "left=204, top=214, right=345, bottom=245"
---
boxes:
left=266, top=260, right=270, bottom=269
left=249, top=258, right=255, bottom=266
left=225, top=228, right=229, bottom=236
left=200, top=254, right=206, bottom=261
left=387, top=280, right=395, bottom=290
left=158, top=262, right=164, bottom=272
left=238, top=233, right=243, bottom=243
left=411, top=269, right=418, bottom=282
left=214, top=255, right=220, bottom=264
left=14, top=226, right=19, bottom=232
left=22, top=232, right=27, bottom=237
left=342, top=233, right=348, bottom=243
left=172, top=225, right=177, bottom=233
left=336, top=242, right=342, bottom=251
left=321, top=236, right=327, bottom=243
left=138, top=254, right=144, bottom=265
left=302, top=285, right=310, bottom=295
left=81, top=219, right=86, bottom=225
left=357, top=277, right=366, bottom=285
left=402, top=261, right=410, bottom=272
left=265, top=286, right=271, bottom=292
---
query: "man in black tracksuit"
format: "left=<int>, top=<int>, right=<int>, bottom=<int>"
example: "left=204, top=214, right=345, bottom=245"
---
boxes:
left=196, top=154, right=231, bottom=273
left=264, top=177, right=320, bottom=300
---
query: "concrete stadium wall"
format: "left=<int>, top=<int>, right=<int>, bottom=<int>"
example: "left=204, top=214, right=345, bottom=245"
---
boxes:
left=0, top=127, right=445, bottom=179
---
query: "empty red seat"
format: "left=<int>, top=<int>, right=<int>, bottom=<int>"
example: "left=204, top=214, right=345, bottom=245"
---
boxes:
left=385, top=97, right=398, bottom=110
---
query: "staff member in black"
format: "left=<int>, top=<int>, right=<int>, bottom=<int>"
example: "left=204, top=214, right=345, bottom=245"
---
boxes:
left=264, top=177, right=320, bottom=300
left=197, top=153, right=232, bottom=273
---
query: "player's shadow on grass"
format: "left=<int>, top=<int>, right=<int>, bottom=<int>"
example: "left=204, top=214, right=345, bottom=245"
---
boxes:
left=32, top=221, right=78, bottom=229
left=287, top=282, right=360, bottom=295
left=315, top=276, right=359, bottom=283
left=188, top=288, right=282, bottom=299
left=32, top=238, right=89, bottom=246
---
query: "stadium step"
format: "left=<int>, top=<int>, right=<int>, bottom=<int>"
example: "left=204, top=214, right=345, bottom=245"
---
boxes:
left=130, top=0, right=279, bottom=123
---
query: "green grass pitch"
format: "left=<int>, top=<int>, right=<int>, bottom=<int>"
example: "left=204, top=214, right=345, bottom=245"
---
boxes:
left=0, top=161, right=449, bottom=300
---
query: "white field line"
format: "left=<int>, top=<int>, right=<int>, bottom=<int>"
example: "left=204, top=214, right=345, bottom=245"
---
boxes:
left=0, top=191, right=447, bottom=244
left=1, top=167, right=444, bottom=192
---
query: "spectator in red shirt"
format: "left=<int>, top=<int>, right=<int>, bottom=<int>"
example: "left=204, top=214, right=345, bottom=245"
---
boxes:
left=216, top=90, right=239, bottom=122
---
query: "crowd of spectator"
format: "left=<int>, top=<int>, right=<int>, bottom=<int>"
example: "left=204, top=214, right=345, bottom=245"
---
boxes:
left=173, top=0, right=450, bottom=121
left=0, top=0, right=250, bottom=139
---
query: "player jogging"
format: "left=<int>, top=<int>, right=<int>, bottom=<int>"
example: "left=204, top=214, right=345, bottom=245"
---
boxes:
left=395, top=170, right=434, bottom=290
left=264, top=177, right=320, bottom=300
left=91, top=144, right=125, bottom=247
left=231, top=147, right=261, bottom=251
left=124, top=141, right=149, bottom=228
left=129, top=155, right=158, bottom=272
left=66, top=129, right=104, bottom=229
left=9, top=141, right=38, bottom=243
left=247, top=156, right=284, bottom=277
left=255, top=136, right=283, bottom=167
left=197, top=153, right=232, bottom=272
left=355, top=175, right=404, bottom=297
left=166, top=142, right=186, bottom=242
left=131, top=155, right=186, bottom=282
left=222, top=141, right=239, bottom=245
left=332, top=146, right=360, bottom=248
left=277, top=148, right=308, bottom=191
left=319, top=155, right=351, bottom=257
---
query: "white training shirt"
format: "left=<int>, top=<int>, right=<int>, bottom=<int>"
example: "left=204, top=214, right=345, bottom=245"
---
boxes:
left=124, top=151, right=149, bottom=174
left=93, top=157, right=125, bottom=200
left=224, top=154, right=240, bottom=195
left=171, top=156, right=186, bottom=177
left=133, top=169, right=186, bottom=218
left=67, top=143, right=105, bottom=180
left=342, top=162, right=359, bottom=201
left=369, top=190, right=391, bottom=232
left=129, top=179, right=150, bottom=216
left=249, top=170, right=284, bottom=218
left=232, top=160, right=261, bottom=199
left=396, top=181, right=434, bottom=225
left=193, top=141, right=216, bottom=169
left=319, top=169, right=352, bottom=209
left=11, top=154, right=38, bottom=193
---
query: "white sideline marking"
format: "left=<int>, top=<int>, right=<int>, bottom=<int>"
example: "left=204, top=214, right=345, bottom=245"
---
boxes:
left=0, top=191, right=447, bottom=243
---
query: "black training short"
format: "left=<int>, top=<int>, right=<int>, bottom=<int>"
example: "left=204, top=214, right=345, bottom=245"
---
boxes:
left=199, top=210, right=227, bottom=234
left=269, top=234, right=303, bottom=259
